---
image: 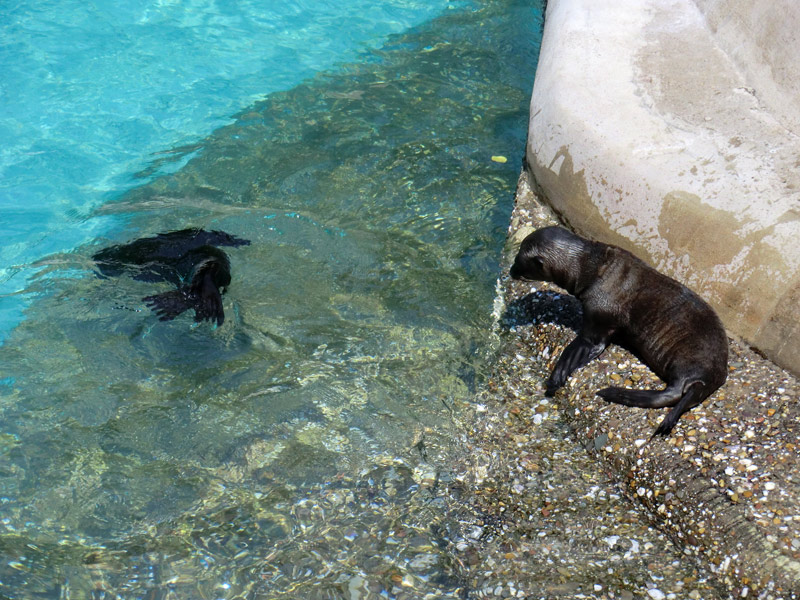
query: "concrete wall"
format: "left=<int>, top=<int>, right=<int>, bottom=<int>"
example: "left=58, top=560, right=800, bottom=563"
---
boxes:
left=526, top=0, right=800, bottom=376
left=695, top=0, right=800, bottom=133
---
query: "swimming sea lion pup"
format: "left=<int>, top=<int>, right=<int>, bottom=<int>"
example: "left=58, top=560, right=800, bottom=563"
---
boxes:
left=510, top=226, right=728, bottom=437
left=93, top=228, right=250, bottom=326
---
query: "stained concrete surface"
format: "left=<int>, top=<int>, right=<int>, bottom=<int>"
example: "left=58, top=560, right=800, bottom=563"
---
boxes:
left=526, top=0, right=800, bottom=376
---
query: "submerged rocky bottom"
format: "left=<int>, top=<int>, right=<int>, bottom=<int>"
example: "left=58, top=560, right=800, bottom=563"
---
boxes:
left=450, top=337, right=728, bottom=599
left=34, top=388, right=726, bottom=600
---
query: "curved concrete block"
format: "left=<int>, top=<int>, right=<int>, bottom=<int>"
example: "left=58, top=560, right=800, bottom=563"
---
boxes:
left=527, top=0, right=800, bottom=375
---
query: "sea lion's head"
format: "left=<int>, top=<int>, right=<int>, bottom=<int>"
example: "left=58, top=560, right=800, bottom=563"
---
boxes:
left=510, top=226, right=588, bottom=293
left=187, top=245, right=232, bottom=291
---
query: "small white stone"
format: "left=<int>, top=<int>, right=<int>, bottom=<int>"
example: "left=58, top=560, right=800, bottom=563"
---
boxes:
left=764, top=481, right=777, bottom=491
left=647, top=589, right=666, bottom=600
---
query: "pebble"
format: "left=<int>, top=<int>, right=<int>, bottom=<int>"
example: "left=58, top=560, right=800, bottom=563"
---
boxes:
left=452, top=177, right=800, bottom=599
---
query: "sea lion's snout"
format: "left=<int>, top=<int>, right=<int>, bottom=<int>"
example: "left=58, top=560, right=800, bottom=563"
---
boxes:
left=509, top=242, right=545, bottom=281
left=509, top=259, right=544, bottom=282
left=509, top=260, right=540, bottom=281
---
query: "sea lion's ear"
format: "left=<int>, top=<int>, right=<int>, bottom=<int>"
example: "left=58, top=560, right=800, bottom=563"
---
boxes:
left=525, top=255, right=544, bottom=278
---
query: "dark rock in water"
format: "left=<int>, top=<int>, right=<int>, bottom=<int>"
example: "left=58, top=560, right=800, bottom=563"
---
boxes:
left=92, top=228, right=250, bottom=326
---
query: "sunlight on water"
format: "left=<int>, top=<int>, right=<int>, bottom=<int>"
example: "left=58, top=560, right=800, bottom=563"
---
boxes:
left=0, top=0, right=456, bottom=341
left=0, top=0, right=543, bottom=596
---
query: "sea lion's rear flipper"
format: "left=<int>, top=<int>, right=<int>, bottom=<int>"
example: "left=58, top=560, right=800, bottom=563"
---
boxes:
left=143, top=289, right=193, bottom=321
left=651, top=381, right=707, bottom=437
left=597, top=381, right=706, bottom=437
left=207, top=230, right=250, bottom=248
left=596, top=386, right=681, bottom=409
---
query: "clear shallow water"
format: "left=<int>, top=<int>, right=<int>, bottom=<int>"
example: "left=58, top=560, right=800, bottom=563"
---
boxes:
left=0, top=0, right=455, bottom=341
left=0, top=1, right=544, bottom=597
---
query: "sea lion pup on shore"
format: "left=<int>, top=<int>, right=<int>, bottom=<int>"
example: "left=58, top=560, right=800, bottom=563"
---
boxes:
left=93, top=228, right=250, bottom=326
left=510, top=226, right=728, bottom=437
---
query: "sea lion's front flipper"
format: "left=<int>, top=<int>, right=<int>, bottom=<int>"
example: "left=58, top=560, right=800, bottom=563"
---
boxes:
left=545, top=334, right=609, bottom=395
left=143, top=289, right=193, bottom=321
left=190, top=271, right=225, bottom=326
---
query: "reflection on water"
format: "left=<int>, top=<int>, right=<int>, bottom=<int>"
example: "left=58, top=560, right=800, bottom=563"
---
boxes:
left=0, top=1, right=542, bottom=596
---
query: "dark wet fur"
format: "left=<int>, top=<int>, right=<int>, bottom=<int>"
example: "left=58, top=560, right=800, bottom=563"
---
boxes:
left=93, top=228, right=249, bottom=326
left=510, top=226, right=728, bottom=437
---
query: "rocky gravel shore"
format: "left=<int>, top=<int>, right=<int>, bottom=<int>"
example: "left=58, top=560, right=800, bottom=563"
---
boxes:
left=476, top=169, right=800, bottom=599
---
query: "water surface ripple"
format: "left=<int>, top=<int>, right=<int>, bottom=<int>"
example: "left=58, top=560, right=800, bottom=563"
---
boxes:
left=0, top=1, right=544, bottom=597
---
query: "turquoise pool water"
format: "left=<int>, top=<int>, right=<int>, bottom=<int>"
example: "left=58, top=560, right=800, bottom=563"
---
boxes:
left=0, top=0, right=544, bottom=597
left=0, top=0, right=456, bottom=341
